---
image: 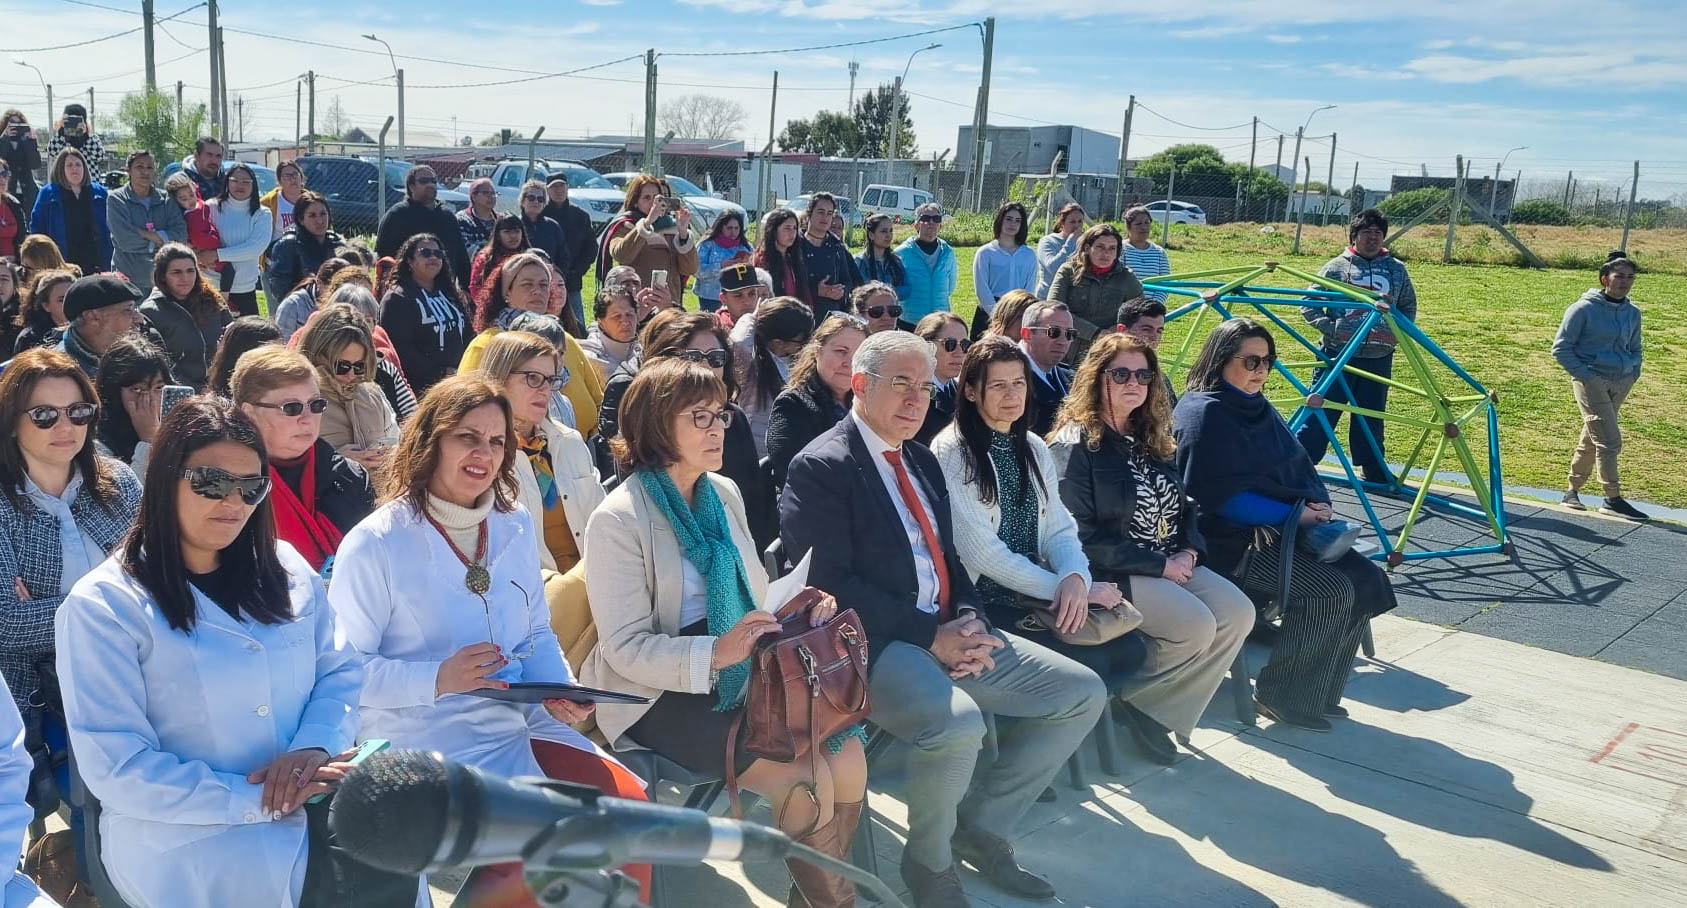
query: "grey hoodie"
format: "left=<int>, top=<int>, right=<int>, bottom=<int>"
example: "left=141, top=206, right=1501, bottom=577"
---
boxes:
left=1551, top=288, right=1642, bottom=381
left=1302, top=247, right=1418, bottom=359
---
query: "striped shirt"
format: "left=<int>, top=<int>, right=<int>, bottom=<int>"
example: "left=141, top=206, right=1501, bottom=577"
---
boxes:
left=1123, top=242, right=1171, bottom=301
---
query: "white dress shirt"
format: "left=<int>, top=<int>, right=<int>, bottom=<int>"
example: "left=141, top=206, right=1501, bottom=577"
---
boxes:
left=850, top=410, right=942, bottom=615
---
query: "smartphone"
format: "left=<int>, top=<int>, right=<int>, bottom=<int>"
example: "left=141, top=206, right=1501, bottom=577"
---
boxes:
left=664, top=196, right=683, bottom=214
left=305, top=738, right=390, bottom=804
left=650, top=269, right=668, bottom=289
left=161, top=384, right=193, bottom=417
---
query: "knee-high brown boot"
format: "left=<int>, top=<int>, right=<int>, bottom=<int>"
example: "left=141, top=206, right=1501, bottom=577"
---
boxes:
left=785, top=809, right=857, bottom=908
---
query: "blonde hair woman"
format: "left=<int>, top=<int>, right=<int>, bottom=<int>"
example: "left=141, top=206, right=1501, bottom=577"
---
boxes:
left=295, top=303, right=399, bottom=469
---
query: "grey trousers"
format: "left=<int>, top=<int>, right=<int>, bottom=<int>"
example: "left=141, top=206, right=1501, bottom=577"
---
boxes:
left=1123, top=567, right=1256, bottom=737
left=867, top=633, right=1107, bottom=872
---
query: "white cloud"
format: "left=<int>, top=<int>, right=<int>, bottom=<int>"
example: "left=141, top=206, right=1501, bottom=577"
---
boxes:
left=1403, top=52, right=1687, bottom=87
left=582, top=0, right=622, bottom=5
left=1265, top=34, right=1303, bottom=44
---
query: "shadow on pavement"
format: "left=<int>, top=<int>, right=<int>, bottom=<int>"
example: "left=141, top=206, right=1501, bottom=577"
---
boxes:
left=1342, top=661, right=1472, bottom=713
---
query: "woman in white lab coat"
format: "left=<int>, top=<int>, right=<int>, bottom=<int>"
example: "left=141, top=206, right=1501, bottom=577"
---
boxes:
left=0, top=675, right=58, bottom=907
left=327, top=373, right=652, bottom=905
left=53, top=397, right=416, bottom=908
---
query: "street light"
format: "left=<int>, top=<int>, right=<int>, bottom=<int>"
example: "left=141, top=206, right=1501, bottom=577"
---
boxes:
left=362, top=34, right=404, bottom=160
left=888, top=43, right=941, bottom=185
left=1284, top=104, right=1336, bottom=220
left=1492, top=145, right=1526, bottom=217
left=14, top=61, right=50, bottom=131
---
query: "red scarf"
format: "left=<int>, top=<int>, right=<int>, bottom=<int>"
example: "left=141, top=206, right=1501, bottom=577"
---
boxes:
left=268, top=448, right=343, bottom=569
left=714, top=232, right=742, bottom=249
left=1088, top=261, right=1113, bottom=277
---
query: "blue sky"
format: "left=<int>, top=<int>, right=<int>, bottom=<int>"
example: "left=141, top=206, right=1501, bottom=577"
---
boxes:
left=7, top=0, right=1685, bottom=199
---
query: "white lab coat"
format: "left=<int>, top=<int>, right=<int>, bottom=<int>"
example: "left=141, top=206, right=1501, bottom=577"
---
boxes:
left=0, top=677, right=58, bottom=908
left=53, top=544, right=362, bottom=908
left=328, top=501, right=614, bottom=780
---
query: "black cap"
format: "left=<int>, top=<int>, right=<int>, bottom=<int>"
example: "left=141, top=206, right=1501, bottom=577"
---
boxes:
left=544, top=172, right=569, bottom=186
left=719, top=262, right=758, bottom=293
left=63, top=103, right=87, bottom=119
left=63, top=275, right=142, bottom=321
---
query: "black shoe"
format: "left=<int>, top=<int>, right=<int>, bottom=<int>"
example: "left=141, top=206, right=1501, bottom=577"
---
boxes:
left=1601, top=497, right=1649, bottom=521
left=1322, top=705, right=1350, bottom=719
left=899, top=852, right=971, bottom=908
left=1361, top=465, right=1396, bottom=487
left=1113, top=701, right=1177, bottom=765
left=951, top=825, right=1055, bottom=901
left=1560, top=489, right=1586, bottom=511
left=1254, top=697, right=1332, bottom=732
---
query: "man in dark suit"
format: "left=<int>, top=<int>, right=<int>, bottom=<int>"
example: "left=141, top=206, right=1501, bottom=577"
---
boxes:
left=781, top=331, right=1105, bottom=908
left=1019, top=300, right=1076, bottom=437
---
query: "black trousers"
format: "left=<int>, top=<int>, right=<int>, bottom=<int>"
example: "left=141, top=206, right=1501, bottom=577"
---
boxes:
left=969, top=306, right=992, bottom=340
left=1297, top=352, right=1394, bottom=470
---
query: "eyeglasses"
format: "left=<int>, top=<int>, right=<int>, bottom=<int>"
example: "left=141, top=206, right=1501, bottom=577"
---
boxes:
left=521, top=193, right=545, bottom=203
left=1026, top=325, right=1078, bottom=341
left=512, top=368, right=568, bottom=390
left=689, top=408, right=734, bottom=429
left=180, top=465, right=271, bottom=505
left=864, top=304, right=903, bottom=320
left=250, top=397, right=329, bottom=417
left=1104, top=367, right=1157, bottom=386
left=867, top=372, right=940, bottom=399
left=1235, top=353, right=1277, bottom=372
left=333, top=360, right=367, bottom=377
left=471, top=188, right=495, bottom=196
left=25, top=402, right=97, bottom=429
left=934, top=337, right=971, bottom=353
left=414, top=247, right=444, bottom=260
left=675, top=348, right=729, bottom=369
left=917, top=215, right=942, bottom=224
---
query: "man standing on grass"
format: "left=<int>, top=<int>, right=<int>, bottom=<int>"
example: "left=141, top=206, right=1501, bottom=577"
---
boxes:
left=1552, top=251, right=1647, bottom=521
left=1297, top=208, right=1417, bottom=488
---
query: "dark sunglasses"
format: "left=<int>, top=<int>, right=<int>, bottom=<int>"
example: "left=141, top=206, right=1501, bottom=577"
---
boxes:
left=25, top=402, right=98, bottom=430
left=250, top=397, right=329, bottom=417
left=1026, top=326, right=1078, bottom=341
left=333, top=360, right=367, bottom=377
left=181, top=465, right=271, bottom=505
left=675, top=349, right=729, bottom=369
left=865, top=304, right=903, bottom=320
left=917, top=215, right=942, bottom=224
left=934, top=337, right=971, bottom=353
left=689, top=408, right=734, bottom=430
left=1104, top=367, right=1157, bottom=387
left=414, top=247, right=444, bottom=260
left=521, top=193, right=545, bottom=203
left=512, top=368, right=569, bottom=390
left=1235, top=353, right=1277, bottom=372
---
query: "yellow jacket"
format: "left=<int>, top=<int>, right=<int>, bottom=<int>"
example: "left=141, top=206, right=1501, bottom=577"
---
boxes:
left=459, top=326, right=605, bottom=438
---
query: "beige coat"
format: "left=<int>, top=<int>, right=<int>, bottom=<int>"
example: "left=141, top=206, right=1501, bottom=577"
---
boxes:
left=608, top=221, right=700, bottom=303
left=317, top=379, right=400, bottom=453
left=580, top=472, right=767, bottom=750
left=512, top=416, right=603, bottom=572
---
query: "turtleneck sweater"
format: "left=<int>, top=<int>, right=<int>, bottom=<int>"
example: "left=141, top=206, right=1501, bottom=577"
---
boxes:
left=426, top=489, right=495, bottom=558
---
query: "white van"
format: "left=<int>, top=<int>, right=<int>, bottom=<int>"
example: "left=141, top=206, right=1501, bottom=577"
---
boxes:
left=860, top=184, right=934, bottom=223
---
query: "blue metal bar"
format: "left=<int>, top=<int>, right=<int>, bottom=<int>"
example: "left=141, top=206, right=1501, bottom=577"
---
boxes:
left=1391, top=544, right=1506, bottom=563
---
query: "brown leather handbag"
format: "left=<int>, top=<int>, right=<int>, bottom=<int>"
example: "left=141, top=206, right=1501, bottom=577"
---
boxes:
left=726, top=588, right=871, bottom=823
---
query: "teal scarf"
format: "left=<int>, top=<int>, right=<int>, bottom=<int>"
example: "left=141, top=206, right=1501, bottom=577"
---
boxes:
left=639, top=468, right=758, bottom=711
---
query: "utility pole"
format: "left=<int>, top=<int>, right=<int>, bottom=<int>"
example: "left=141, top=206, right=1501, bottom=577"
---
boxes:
left=759, top=71, right=778, bottom=215
left=642, top=49, right=657, bottom=174
left=217, top=27, right=229, bottom=143
left=968, top=16, right=995, bottom=212
left=395, top=68, right=405, bottom=160
left=1272, top=134, right=1284, bottom=214
left=1350, top=160, right=1359, bottom=195
left=1283, top=127, right=1304, bottom=221
left=1113, top=95, right=1134, bottom=220
left=295, top=81, right=300, bottom=149
left=1292, top=156, right=1311, bottom=254
left=306, top=70, right=316, bottom=155
left=1509, top=170, right=1520, bottom=224
left=847, top=61, right=858, bottom=111
left=1444, top=155, right=1464, bottom=263
left=175, top=81, right=182, bottom=126
left=1562, top=171, right=1573, bottom=206
left=206, top=1, right=219, bottom=138
left=1239, top=114, right=1256, bottom=221
left=1620, top=160, right=1639, bottom=252
left=889, top=75, right=904, bottom=185
left=142, top=0, right=157, bottom=91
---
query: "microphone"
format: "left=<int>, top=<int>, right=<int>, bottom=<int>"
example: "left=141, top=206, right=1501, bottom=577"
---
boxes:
left=328, top=749, right=793, bottom=875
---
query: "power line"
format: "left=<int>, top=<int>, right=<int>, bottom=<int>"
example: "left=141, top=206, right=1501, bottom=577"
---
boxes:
left=658, top=23, right=977, bottom=57
left=4, top=3, right=202, bottom=55
left=1134, top=102, right=1252, bottom=132
left=404, top=55, right=643, bottom=90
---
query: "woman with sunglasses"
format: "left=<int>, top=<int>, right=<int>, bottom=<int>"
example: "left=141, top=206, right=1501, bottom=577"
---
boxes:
left=733, top=296, right=812, bottom=459
left=582, top=358, right=865, bottom=908
left=1049, top=332, right=1253, bottom=763
left=54, top=396, right=418, bottom=908
left=329, top=374, right=652, bottom=904
left=208, top=162, right=274, bottom=318
left=469, top=214, right=529, bottom=305
left=476, top=330, right=601, bottom=573
left=297, top=304, right=400, bottom=469
left=517, top=180, right=567, bottom=284
left=764, top=312, right=867, bottom=489
left=0, top=347, right=141, bottom=743
left=853, top=213, right=909, bottom=306
left=140, top=242, right=234, bottom=390
left=850, top=281, right=902, bottom=335
left=1048, top=224, right=1144, bottom=364
left=892, top=202, right=957, bottom=329
left=379, top=232, right=468, bottom=396
left=231, top=346, right=374, bottom=578
left=912, top=311, right=968, bottom=444
left=461, top=251, right=604, bottom=438
left=1172, top=318, right=1396, bottom=731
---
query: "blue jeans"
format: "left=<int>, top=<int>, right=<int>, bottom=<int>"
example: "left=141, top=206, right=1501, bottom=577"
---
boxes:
left=42, top=713, right=89, bottom=880
left=1297, top=352, right=1394, bottom=470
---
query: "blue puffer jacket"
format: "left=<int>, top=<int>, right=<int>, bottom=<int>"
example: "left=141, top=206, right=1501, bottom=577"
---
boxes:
left=29, top=181, right=112, bottom=273
left=893, top=236, right=957, bottom=324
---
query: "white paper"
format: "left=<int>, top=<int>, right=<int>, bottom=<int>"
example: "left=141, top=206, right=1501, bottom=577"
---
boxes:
left=761, top=549, right=813, bottom=613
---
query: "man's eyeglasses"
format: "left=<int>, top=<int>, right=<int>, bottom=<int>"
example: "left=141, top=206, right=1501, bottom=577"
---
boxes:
left=689, top=408, right=734, bottom=430
left=675, top=348, right=728, bottom=369
left=180, top=466, right=271, bottom=505
left=512, top=368, right=568, bottom=390
left=1234, top=353, right=1277, bottom=372
left=1104, top=367, right=1157, bottom=386
left=916, top=215, right=942, bottom=224
left=332, top=360, right=367, bottom=377
left=250, top=397, right=329, bottom=417
left=1026, top=325, right=1078, bottom=341
left=864, top=304, right=903, bottom=320
left=25, top=402, right=97, bottom=429
left=867, top=372, right=940, bottom=399
left=415, top=247, right=444, bottom=260
left=933, top=337, right=970, bottom=353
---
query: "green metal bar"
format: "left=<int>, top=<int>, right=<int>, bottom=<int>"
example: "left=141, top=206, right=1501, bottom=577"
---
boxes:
left=1312, top=401, right=1444, bottom=432
left=1399, top=426, right=1432, bottom=483
left=1163, top=297, right=1214, bottom=375
left=1392, top=431, right=1452, bottom=565
left=1445, top=393, right=1490, bottom=404
left=1335, top=364, right=1431, bottom=398
left=1275, top=264, right=1382, bottom=304
left=1148, top=265, right=1264, bottom=283
left=1446, top=426, right=1502, bottom=540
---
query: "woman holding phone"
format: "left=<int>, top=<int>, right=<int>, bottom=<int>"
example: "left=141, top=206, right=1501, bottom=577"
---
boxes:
left=602, top=174, right=697, bottom=303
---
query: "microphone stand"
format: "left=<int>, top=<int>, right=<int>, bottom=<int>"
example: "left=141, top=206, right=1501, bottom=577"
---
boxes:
left=521, top=866, right=645, bottom=908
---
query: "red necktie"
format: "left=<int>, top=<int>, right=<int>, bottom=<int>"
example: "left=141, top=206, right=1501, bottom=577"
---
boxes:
left=882, top=449, right=951, bottom=620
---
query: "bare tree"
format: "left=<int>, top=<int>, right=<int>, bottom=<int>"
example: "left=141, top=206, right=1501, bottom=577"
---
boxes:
left=657, top=94, right=746, bottom=140
left=322, top=95, right=351, bottom=140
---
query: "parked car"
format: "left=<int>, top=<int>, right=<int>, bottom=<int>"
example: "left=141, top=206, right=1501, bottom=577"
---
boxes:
left=160, top=159, right=279, bottom=196
left=1141, top=200, right=1208, bottom=226
left=293, top=156, right=470, bottom=236
left=777, top=194, right=861, bottom=243
left=859, top=184, right=934, bottom=224
left=476, top=160, right=625, bottom=230
left=602, top=172, right=749, bottom=236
